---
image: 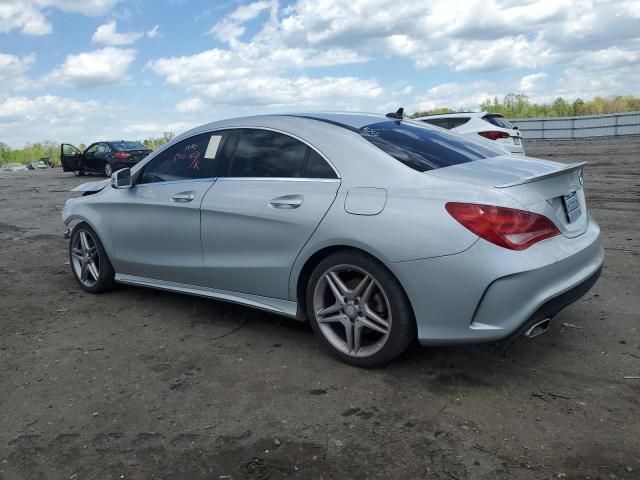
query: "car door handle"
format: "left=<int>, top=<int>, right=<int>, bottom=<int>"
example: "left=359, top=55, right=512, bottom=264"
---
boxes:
left=269, top=194, right=303, bottom=209
left=171, top=191, right=196, bottom=203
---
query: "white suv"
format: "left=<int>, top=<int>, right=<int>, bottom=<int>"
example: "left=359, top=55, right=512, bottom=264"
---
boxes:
left=415, top=111, right=525, bottom=155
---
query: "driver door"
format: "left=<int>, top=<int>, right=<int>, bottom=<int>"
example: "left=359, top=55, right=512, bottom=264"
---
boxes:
left=108, top=131, right=231, bottom=286
left=60, top=144, right=83, bottom=172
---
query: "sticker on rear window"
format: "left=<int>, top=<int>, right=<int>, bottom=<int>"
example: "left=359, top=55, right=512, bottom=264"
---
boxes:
left=361, top=127, right=380, bottom=137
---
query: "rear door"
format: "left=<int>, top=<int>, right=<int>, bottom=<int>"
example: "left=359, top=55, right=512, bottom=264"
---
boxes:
left=60, top=144, right=83, bottom=172
left=108, top=131, right=230, bottom=285
left=200, top=128, right=340, bottom=299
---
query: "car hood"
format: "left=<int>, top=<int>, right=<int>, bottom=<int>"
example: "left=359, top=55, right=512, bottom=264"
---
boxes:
left=71, top=179, right=110, bottom=193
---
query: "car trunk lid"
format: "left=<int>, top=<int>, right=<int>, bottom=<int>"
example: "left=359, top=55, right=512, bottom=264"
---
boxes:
left=427, top=156, right=588, bottom=238
left=124, top=149, right=151, bottom=162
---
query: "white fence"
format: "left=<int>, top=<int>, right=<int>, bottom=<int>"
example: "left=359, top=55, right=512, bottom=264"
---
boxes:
left=510, top=111, right=640, bottom=139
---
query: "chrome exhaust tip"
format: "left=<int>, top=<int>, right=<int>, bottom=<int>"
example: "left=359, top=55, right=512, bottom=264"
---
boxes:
left=524, top=318, right=551, bottom=338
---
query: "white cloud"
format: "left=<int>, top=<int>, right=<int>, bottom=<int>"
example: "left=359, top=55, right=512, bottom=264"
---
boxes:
left=410, top=81, right=502, bottom=112
left=519, top=73, right=548, bottom=93
left=126, top=121, right=194, bottom=136
left=0, top=53, right=36, bottom=90
left=199, top=76, right=383, bottom=107
left=0, top=0, right=121, bottom=35
left=149, top=44, right=380, bottom=107
left=176, top=97, right=205, bottom=113
left=0, top=94, right=109, bottom=146
left=146, top=25, right=161, bottom=39
left=92, top=20, right=143, bottom=46
left=209, top=0, right=275, bottom=43
left=236, top=0, right=639, bottom=74
left=148, top=1, right=377, bottom=109
left=0, top=3, right=52, bottom=35
left=46, top=47, right=136, bottom=87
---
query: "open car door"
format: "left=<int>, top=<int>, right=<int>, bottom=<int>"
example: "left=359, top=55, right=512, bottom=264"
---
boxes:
left=61, top=144, right=83, bottom=173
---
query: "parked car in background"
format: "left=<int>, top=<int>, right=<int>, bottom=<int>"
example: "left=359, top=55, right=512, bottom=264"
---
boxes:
left=26, top=160, right=49, bottom=170
left=61, top=141, right=152, bottom=177
left=416, top=112, right=525, bottom=155
left=62, top=112, right=602, bottom=366
left=0, top=163, right=28, bottom=172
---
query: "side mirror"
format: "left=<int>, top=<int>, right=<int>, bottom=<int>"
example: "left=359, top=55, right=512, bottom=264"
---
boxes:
left=111, top=168, right=132, bottom=189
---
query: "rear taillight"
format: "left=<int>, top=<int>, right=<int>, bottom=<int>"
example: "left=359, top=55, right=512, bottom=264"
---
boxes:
left=478, top=131, right=510, bottom=140
left=445, top=202, right=560, bottom=251
left=115, top=151, right=131, bottom=159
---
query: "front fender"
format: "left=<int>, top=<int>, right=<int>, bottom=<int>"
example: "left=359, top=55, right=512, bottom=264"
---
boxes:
left=61, top=196, right=116, bottom=260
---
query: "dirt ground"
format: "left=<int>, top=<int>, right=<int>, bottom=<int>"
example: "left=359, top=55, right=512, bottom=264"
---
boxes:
left=1, top=137, right=638, bottom=480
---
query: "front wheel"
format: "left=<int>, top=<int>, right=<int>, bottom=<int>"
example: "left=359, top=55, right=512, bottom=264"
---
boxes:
left=69, top=223, right=115, bottom=293
left=306, top=250, right=416, bottom=367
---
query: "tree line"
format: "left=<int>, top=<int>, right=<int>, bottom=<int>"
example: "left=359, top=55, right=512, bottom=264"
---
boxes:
left=410, top=94, right=640, bottom=119
left=0, top=132, right=175, bottom=167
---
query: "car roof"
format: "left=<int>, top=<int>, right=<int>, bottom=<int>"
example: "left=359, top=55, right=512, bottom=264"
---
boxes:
left=191, top=112, right=393, bottom=135
left=142, top=112, right=433, bottom=187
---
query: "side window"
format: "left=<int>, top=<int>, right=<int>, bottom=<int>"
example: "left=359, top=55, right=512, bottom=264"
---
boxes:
left=85, top=144, right=99, bottom=154
left=449, top=118, right=470, bottom=129
left=304, top=149, right=337, bottom=179
left=227, top=129, right=307, bottom=178
left=423, top=118, right=451, bottom=129
left=139, top=132, right=228, bottom=184
left=97, top=143, right=110, bottom=153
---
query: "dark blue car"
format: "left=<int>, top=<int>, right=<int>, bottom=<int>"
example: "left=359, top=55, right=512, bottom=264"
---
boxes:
left=61, top=141, right=151, bottom=177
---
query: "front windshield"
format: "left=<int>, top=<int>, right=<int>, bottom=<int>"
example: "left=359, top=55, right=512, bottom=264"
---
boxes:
left=359, top=120, right=501, bottom=172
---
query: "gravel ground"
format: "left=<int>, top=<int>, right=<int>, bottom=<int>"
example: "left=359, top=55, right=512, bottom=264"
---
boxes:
left=0, top=137, right=638, bottom=480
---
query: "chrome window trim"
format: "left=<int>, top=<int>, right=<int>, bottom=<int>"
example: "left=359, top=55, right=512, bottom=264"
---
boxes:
left=134, top=178, right=217, bottom=188
left=132, top=125, right=341, bottom=181
left=217, top=177, right=340, bottom=183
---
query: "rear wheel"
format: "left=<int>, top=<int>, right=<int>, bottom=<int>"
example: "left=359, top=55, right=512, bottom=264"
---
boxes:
left=69, top=223, right=115, bottom=293
left=104, top=163, right=113, bottom=177
left=306, top=250, right=415, bottom=367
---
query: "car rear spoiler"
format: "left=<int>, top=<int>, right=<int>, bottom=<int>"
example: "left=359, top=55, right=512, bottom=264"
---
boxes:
left=495, top=162, right=586, bottom=189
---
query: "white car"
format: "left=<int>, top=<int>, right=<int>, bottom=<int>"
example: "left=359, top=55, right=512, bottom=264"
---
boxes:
left=0, top=163, right=28, bottom=172
left=415, top=112, right=525, bottom=155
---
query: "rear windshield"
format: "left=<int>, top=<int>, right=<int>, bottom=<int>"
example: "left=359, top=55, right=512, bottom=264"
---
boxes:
left=110, top=141, right=147, bottom=151
left=483, top=115, right=514, bottom=129
left=359, top=120, right=500, bottom=172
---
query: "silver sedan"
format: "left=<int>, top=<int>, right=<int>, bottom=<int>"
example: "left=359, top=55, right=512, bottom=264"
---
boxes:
left=62, top=112, right=604, bottom=366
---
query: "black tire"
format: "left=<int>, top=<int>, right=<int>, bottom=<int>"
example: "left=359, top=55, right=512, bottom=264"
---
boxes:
left=73, top=169, right=85, bottom=176
left=104, top=162, right=113, bottom=177
left=69, top=222, right=115, bottom=293
left=305, top=249, right=416, bottom=367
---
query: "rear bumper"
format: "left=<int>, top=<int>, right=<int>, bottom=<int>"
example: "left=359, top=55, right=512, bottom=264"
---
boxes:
left=505, top=265, right=601, bottom=341
left=387, top=217, right=604, bottom=345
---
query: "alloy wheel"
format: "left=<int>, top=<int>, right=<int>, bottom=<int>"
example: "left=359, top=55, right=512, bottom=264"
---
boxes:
left=105, top=163, right=113, bottom=177
left=313, top=264, right=392, bottom=357
left=71, top=230, right=100, bottom=288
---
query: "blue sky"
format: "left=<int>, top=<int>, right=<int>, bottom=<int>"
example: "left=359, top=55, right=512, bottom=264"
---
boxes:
left=1, top=0, right=639, bottom=147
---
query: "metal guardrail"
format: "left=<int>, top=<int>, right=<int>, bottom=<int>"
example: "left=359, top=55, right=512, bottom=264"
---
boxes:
left=510, top=111, right=640, bottom=139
